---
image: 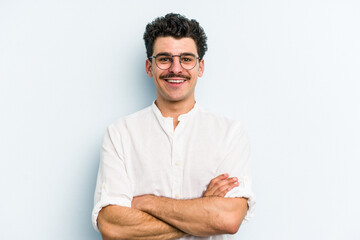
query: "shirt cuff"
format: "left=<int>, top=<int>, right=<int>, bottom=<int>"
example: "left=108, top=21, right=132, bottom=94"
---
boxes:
left=225, top=176, right=256, bottom=222
left=92, top=196, right=132, bottom=232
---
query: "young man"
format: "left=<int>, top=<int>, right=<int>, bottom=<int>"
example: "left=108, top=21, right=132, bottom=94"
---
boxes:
left=92, top=13, right=255, bottom=239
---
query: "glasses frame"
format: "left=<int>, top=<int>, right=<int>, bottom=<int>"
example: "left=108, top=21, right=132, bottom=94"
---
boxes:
left=149, top=53, right=201, bottom=70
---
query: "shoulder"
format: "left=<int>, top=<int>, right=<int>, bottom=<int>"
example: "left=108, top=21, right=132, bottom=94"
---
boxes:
left=108, top=105, right=153, bottom=133
left=195, top=106, right=251, bottom=150
left=196, top=106, right=245, bottom=134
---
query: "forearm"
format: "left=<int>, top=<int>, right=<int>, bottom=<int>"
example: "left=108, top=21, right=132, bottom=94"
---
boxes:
left=98, top=205, right=188, bottom=240
left=134, top=196, right=248, bottom=237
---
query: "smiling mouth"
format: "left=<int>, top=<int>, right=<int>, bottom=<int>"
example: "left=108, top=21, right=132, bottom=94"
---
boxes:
left=165, top=79, right=185, bottom=83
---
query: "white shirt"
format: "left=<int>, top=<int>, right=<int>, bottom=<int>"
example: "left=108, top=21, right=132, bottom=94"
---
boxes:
left=92, top=103, right=255, bottom=239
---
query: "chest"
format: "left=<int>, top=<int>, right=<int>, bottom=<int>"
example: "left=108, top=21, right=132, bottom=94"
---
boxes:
left=123, top=129, right=225, bottom=199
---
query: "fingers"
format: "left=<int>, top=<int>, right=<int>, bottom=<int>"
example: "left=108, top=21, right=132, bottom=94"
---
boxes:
left=203, top=174, right=239, bottom=197
left=212, top=177, right=238, bottom=195
left=207, top=173, right=229, bottom=189
left=213, top=178, right=239, bottom=197
left=203, top=174, right=229, bottom=197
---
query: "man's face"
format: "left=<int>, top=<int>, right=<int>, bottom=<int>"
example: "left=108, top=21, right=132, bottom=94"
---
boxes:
left=146, top=37, right=204, bottom=104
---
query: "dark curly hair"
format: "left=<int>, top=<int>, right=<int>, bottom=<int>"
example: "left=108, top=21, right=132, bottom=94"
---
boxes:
left=143, top=13, right=208, bottom=60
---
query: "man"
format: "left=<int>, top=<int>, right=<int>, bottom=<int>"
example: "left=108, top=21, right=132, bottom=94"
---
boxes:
left=92, top=13, right=255, bottom=239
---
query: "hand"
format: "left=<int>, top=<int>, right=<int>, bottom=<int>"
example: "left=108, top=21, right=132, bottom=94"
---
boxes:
left=203, top=173, right=239, bottom=197
left=131, top=195, right=152, bottom=211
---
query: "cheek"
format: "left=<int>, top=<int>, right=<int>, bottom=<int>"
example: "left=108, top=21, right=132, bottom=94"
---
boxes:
left=153, top=73, right=164, bottom=84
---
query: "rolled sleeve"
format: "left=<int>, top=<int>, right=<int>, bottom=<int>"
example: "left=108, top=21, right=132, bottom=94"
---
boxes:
left=217, top=123, right=256, bottom=222
left=225, top=176, right=256, bottom=222
left=92, top=191, right=132, bottom=232
left=92, top=125, right=133, bottom=232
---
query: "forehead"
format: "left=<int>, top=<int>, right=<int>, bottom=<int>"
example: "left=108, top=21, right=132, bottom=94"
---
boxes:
left=153, top=37, right=197, bottom=55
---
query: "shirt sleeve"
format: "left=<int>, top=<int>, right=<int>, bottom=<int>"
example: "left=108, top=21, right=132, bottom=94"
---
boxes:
left=91, top=125, right=133, bottom=232
left=216, top=123, right=256, bottom=222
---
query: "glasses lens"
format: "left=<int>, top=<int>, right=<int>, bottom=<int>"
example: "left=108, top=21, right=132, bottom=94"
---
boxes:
left=155, top=55, right=172, bottom=70
left=180, top=55, right=197, bottom=70
left=154, top=54, right=198, bottom=70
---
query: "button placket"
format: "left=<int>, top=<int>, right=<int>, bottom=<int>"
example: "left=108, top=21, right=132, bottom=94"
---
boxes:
left=171, top=131, right=182, bottom=199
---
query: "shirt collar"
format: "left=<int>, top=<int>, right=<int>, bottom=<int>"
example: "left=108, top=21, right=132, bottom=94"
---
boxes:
left=151, top=101, right=199, bottom=122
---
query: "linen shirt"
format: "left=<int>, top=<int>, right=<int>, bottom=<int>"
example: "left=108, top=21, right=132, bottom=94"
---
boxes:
left=92, top=103, right=255, bottom=239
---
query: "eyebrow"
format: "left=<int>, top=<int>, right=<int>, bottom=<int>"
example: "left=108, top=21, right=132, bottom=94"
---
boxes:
left=155, top=52, right=196, bottom=56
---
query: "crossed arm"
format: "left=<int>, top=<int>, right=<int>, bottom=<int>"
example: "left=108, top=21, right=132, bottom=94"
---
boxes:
left=98, top=205, right=186, bottom=240
left=98, top=174, right=248, bottom=240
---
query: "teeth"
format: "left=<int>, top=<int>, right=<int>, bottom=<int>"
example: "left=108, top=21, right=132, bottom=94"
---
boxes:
left=167, top=79, right=184, bottom=83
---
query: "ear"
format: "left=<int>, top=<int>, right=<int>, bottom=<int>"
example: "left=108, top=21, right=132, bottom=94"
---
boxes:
left=198, top=58, right=204, bottom=77
left=145, top=59, right=153, bottom=77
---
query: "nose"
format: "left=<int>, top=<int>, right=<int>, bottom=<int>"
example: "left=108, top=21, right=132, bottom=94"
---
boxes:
left=168, top=56, right=183, bottom=73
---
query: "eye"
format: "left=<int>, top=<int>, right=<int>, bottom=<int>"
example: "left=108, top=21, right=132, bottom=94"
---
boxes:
left=157, top=56, right=172, bottom=62
left=181, top=55, right=195, bottom=63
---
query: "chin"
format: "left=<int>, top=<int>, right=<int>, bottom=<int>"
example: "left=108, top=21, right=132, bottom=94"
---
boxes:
left=164, top=96, right=186, bottom=102
left=167, top=98, right=184, bottom=103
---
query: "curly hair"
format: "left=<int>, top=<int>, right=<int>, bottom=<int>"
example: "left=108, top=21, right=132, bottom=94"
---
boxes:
left=143, top=13, right=208, bottom=60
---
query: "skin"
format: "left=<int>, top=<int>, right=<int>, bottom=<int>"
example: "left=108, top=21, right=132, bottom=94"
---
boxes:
left=98, top=205, right=187, bottom=240
left=203, top=173, right=240, bottom=197
left=131, top=196, right=247, bottom=237
left=98, top=37, right=248, bottom=239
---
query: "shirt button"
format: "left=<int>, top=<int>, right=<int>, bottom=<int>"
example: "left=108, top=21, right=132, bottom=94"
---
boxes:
left=175, top=194, right=180, bottom=198
left=175, top=161, right=179, bottom=166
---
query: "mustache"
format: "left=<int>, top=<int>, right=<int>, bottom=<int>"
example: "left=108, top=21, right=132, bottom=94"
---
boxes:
left=160, top=73, right=191, bottom=80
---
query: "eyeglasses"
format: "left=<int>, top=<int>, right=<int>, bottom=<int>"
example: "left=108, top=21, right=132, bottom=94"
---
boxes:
left=149, top=53, right=200, bottom=70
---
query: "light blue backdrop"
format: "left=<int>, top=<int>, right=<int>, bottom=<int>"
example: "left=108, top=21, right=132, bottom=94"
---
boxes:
left=1, top=0, right=359, bottom=239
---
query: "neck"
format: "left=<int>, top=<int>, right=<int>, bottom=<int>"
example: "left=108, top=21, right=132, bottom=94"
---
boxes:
left=155, top=98, right=195, bottom=128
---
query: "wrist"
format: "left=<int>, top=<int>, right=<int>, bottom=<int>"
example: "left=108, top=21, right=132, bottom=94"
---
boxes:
left=141, top=195, right=154, bottom=212
left=134, top=194, right=156, bottom=212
